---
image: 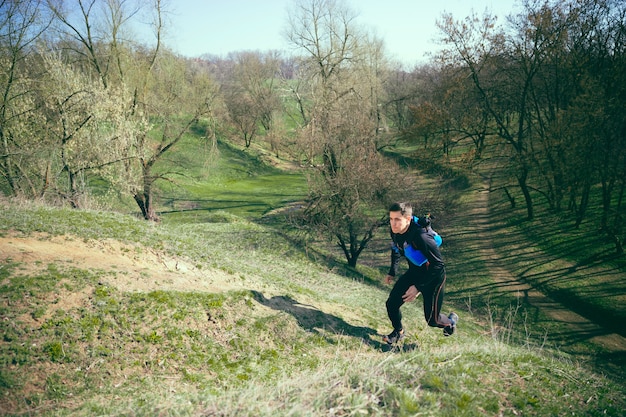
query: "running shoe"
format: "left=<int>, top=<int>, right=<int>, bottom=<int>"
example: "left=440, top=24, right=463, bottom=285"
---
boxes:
left=443, top=312, right=458, bottom=336
left=383, top=329, right=405, bottom=345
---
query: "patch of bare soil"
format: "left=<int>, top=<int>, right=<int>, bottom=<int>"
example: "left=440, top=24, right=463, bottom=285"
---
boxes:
left=0, top=231, right=246, bottom=295
left=0, top=230, right=366, bottom=334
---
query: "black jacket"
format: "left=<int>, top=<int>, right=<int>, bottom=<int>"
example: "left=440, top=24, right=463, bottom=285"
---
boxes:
left=388, top=217, right=445, bottom=282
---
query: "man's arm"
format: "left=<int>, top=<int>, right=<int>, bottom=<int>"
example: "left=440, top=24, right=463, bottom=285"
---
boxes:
left=388, top=242, right=401, bottom=277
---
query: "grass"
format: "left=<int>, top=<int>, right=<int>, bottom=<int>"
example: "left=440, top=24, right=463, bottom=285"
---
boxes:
left=485, top=184, right=626, bottom=335
left=0, top=133, right=625, bottom=415
left=1, top=199, right=625, bottom=416
left=85, top=133, right=308, bottom=223
left=155, top=137, right=308, bottom=224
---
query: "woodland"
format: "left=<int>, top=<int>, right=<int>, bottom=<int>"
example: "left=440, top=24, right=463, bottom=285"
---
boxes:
left=1, top=0, right=625, bottom=267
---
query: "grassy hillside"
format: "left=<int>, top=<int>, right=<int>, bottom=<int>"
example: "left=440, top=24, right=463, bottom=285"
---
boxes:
left=486, top=185, right=626, bottom=334
left=1, top=199, right=624, bottom=416
left=90, top=135, right=308, bottom=223
left=155, top=138, right=308, bottom=224
left=1, top=135, right=625, bottom=415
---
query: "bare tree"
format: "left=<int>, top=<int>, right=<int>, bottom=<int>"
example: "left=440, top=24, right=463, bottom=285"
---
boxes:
left=382, top=66, right=424, bottom=134
left=128, top=51, right=218, bottom=221
left=438, top=7, right=547, bottom=220
left=564, top=0, right=626, bottom=253
left=286, top=0, right=406, bottom=267
left=301, top=107, right=402, bottom=267
left=437, top=0, right=626, bottom=252
left=219, top=51, right=283, bottom=149
left=223, top=88, right=258, bottom=148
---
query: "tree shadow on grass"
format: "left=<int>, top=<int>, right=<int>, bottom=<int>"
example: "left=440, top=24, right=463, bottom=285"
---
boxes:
left=250, top=290, right=415, bottom=352
left=592, top=350, right=626, bottom=384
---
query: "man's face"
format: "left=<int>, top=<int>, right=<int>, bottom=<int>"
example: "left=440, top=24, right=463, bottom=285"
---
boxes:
left=389, top=211, right=411, bottom=234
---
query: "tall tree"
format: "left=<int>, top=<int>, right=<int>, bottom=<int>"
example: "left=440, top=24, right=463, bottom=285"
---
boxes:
left=40, top=51, right=138, bottom=208
left=438, top=3, right=567, bottom=220
left=286, top=0, right=405, bottom=267
left=129, top=51, right=217, bottom=221
left=222, top=50, right=282, bottom=149
left=0, top=0, right=52, bottom=198
left=437, top=0, right=626, bottom=251
left=46, top=0, right=218, bottom=220
left=567, top=0, right=626, bottom=253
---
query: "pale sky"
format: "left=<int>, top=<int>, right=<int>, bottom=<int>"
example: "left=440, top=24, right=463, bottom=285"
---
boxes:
left=162, top=0, right=520, bottom=66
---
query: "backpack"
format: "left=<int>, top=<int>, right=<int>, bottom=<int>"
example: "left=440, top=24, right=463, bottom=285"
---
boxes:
left=403, top=215, right=442, bottom=266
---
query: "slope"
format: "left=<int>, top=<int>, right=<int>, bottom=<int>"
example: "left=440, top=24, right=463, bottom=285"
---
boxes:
left=446, top=179, right=626, bottom=382
left=1, top=199, right=625, bottom=416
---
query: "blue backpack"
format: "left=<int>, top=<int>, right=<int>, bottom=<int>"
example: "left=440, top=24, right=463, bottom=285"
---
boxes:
left=403, top=216, right=442, bottom=266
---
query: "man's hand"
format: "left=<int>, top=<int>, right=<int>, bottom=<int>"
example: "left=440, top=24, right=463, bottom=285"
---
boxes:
left=402, top=285, right=420, bottom=303
left=385, top=275, right=395, bottom=285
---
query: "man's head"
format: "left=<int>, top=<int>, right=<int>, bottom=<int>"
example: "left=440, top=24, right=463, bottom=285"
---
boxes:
left=389, top=202, right=412, bottom=234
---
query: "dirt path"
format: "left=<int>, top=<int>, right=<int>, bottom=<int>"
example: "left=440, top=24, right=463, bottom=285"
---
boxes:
left=0, top=233, right=251, bottom=294
left=466, top=182, right=626, bottom=377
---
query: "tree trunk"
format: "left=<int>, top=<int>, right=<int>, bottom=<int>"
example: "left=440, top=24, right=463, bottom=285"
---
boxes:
left=503, top=187, right=516, bottom=209
left=0, top=130, right=17, bottom=196
left=517, top=167, right=534, bottom=221
left=134, top=167, right=159, bottom=221
left=573, top=182, right=591, bottom=228
left=134, top=189, right=159, bottom=222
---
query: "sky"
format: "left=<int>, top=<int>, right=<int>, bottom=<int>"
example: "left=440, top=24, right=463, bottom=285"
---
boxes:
left=162, top=0, right=521, bottom=66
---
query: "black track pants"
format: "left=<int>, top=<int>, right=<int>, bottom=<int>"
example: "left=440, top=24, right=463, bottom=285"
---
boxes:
left=386, top=268, right=451, bottom=331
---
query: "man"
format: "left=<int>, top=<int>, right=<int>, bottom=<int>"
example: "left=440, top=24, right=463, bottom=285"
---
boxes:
left=382, top=202, right=458, bottom=344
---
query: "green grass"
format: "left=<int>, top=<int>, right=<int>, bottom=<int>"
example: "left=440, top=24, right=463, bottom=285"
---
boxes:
left=1, top=130, right=625, bottom=415
left=83, top=132, right=307, bottom=223
left=155, top=137, right=307, bottom=224
left=485, top=184, right=626, bottom=335
left=1, top=198, right=625, bottom=416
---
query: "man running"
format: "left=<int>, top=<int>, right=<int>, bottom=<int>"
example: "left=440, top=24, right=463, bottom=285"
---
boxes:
left=382, top=202, right=458, bottom=344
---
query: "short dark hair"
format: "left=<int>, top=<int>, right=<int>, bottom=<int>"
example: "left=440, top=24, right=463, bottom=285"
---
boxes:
left=389, top=202, right=412, bottom=217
